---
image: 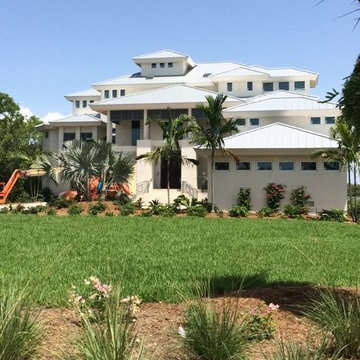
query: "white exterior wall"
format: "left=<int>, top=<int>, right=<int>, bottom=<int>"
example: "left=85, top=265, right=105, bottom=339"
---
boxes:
left=72, top=96, right=100, bottom=115
left=140, top=60, right=186, bottom=77
left=206, top=153, right=347, bottom=212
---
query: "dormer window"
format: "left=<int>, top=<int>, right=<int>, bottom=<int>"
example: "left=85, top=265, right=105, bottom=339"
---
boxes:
left=112, top=90, right=117, bottom=98
left=279, top=81, right=289, bottom=90
left=120, top=89, right=126, bottom=96
left=151, top=63, right=156, bottom=68
left=295, top=81, right=305, bottom=90
left=104, top=90, right=109, bottom=99
left=168, top=62, right=173, bottom=68
left=160, top=63, right=165, bottom=68
left=263, top=82, right=273, bottom=92
left=82, top=100, right=87, bottom=108
left=75, top=100, right=80, bottom=108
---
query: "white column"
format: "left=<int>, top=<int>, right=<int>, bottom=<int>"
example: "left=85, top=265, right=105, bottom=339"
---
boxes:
left=92, top=126, right=97, bottom=140
left=75, top=126, right=80, bottom=140
left=143, top=109, right=149, bottom=140
left=106, top=110, right=112, bottom=143
left=58, top=127, right=64, bottom=150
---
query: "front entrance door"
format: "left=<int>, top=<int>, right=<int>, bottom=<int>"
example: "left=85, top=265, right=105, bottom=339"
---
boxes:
left=160, top=159, right=181, bottom=189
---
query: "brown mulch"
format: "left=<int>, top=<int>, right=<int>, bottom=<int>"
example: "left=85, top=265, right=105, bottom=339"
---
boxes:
left=35, top=285, right=337, bottom=360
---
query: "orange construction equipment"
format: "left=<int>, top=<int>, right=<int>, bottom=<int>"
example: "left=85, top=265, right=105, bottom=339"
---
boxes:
left=0, top=169, right=45, bottom=204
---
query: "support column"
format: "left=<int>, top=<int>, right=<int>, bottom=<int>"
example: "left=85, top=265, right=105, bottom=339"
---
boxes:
left=75, top=126, right=80, bottom=140
left=92, top=126, right=97, bottom=140
left=143, top=109, right=149, bottom=140
left=58, top=127, right=64, bottom=151
left=106, top=110, right=112, bottom=143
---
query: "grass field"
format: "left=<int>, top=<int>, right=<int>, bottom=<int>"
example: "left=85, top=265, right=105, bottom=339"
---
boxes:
left=0, top=215, right=359, bottom=306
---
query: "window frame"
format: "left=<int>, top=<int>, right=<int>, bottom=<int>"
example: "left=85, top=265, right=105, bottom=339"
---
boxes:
left=82, top=100, right=87, bottom=108
left=263, top=82, right=274, bottom=92
left=63, top=132, right=76, bottom=142
left=301, top=161, right=317, bottom=171
left=151, top=63, right=156, bottom=68
left=279, top=161, right=295, bottom=171
left=236, top=161, right=251, bottom=171
left=236, top=118, right=246, bottom=126
left=215, top=162, right=230, bottom=171
left=75, top=100, right=80, bottom=108
left=80, top=132, right=93, bottom=141
left=250, top=118, right=260, bottom=126
left=112, top=89, right=117, bottom=98
left=160, top=62, right=165, bottom=68
left=257, top=161, right=272, bottom=171
left=104, top=90, right=109, bottom=99
left=325, top=116, right=335, bottom=125
left=294, top=81, right=305, bottom=91
left=120, top=89, right=126, bottom=97
left=311, top=117, right=321, bottom=125
left=279, top=81, right=289, bottom=90
left=168, top=62, right=173, bottom=68
left=247, top=81, right=253, bottom=91
left=324, top=161, right=340, bottom=171
left=226, top=82, right=233, bottom=92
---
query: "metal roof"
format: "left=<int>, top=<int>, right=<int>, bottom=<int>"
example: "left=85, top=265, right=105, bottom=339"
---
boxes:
left=132, top=49, right=189, bottom=60
left=48, top=113, right=105, bottom=124
left=64, top=88, right=101, bottom=99
left=222, top=122, right=338, bottom=149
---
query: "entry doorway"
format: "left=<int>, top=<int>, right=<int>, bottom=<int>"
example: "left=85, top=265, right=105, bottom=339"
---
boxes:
left=160, top=159, right=181, bottom=189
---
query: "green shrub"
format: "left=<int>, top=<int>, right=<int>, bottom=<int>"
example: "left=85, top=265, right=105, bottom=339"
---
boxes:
left=264, top=183, right=286, bottom=211
left=52, top=197, right=73, bottom=209
left=317, top=209, right=345, bottom=222
left=89, top=208, right=99, bottom=216
left=114, top=193, right=131, bottom=205
left=119, top=203, right=134, bottom=216
left=199, top=198, right=217, bottom=213
left=0, top=286, right=43, bottom=360
left=149, top=199, right=160, bottom=215
left=173, top=195, right=199, bottom=213
left=303, top=289, right=360, bottom=358
left=47, top=208, right=57, bottom=216
left=134, top=198, right=143, bottom=210
left=187, top=206, right=206, bottom=217
left=257, top=207, right=275, bottom=218
left=68, top=204, right=83, bottom=216
left=237, top=188, right=251, bottom=210
left=183, top=299, right=248, bottom=360
left=158, top=204, right=175, bottom=217
left=89, top=202, right=107, bottom=214
left=229, top=205, right=249, bottom=218
left=290, top=186, right=311, bottom=214
left=141, top=210, right=153, bottom=217
left=283, top=205, right=303, bottom=218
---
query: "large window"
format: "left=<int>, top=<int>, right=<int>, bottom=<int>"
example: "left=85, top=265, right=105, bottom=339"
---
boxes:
left=301, top=162, right=316, bottom=171
left=112, top=90, right=117, bottom=98
left=247, top=82, right=253, bottom=91
left=263, top=82, right=273, bottom=92
left=279, top=81, right=289, bottom=90
left=257, top=162, right=272, bottom=170
left=325, top=116, right=335, bottom=124
left=311, top=117, right=321, bottom=125
left=250, top=118, right=259, bottom=126
left=63, top=132, right=75, bottom=142
left=215, top=162, right=229, bottom=170
left=295, top=81, right=305, bottom=90
left=80, top=132, right=92, bottom=141
left=236, top=161, right=251, bottom=170
left=324, top=161, right=340, bottom=170
left=227, top=82, right=233, bottom=92
left=279, top=161, right=294, bottom=170
left=131, top=120, right=140, bottom=146
left=104, top=90, right=109, bottom=99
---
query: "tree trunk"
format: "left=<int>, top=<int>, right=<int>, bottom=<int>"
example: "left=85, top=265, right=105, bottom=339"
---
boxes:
left=348, top=166, right=354, bottom=221
left=167, top=158, right=170, bottom=205
left=211, top=149, right=215, bottom=212
left=354, top=165, right=357, bottom=222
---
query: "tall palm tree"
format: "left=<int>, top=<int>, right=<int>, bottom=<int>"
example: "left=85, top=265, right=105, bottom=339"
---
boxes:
left=136, top=110, right=198, bottom=205
left=313, top=121, right=360, bottom=221
left=35, top=139, right=135, bottom=200
left=192, top=94, right=240, bottom=212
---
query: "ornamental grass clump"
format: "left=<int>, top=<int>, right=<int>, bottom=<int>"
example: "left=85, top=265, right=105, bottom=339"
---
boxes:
left=264, top=183, right=286, bottom=211
left=0, top=286, right=43, bottom=360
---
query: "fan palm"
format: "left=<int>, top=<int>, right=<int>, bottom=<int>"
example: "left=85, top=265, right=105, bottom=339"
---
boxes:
left=192, top=94, right=240, bottom=212
left=136, top=110, right=198, bottom=205
left=35, top=139, right=135, bottom=200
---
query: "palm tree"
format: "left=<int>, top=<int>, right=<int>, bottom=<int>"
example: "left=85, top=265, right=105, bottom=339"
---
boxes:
left=192, top=94, right=240, bottom=212
left=136, top=110, right=198, bottom=205
left=313, top=121, right=360, bottom=221
left=35, top=139, right=135, bottom=200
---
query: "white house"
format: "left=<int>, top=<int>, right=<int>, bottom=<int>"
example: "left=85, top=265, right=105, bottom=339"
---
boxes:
left=39, top=50, right=346, bottom=211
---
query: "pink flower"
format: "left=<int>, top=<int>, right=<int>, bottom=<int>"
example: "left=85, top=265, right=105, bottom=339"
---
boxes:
left=268, top=303, right=279, bottom=311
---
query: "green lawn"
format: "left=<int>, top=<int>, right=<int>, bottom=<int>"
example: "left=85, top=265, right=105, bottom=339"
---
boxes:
left=0, top=215, right=359, bottom=306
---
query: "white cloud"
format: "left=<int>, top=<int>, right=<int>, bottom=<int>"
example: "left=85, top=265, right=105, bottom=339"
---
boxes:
left=20, top=107, right=34, bottom=118
left=42, top=112, right=65, bottom=124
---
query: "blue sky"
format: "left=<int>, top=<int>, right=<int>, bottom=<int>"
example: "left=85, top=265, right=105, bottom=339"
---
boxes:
left=0, top=0, right=358, bottom=120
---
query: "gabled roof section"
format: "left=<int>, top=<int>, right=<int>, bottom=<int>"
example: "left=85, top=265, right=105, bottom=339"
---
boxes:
left=64, top=88, right=101, bottom=100
left=210, top=65, right=269, bottom=79
left=133, top=49, right=189, bottom=60
left=222, top=122, right=338, bottom=149
left=90, top=85, right=243, bottom=111
left=48, top=113, right=105, bottom=125
left=224, top=91, right=337, bottom=113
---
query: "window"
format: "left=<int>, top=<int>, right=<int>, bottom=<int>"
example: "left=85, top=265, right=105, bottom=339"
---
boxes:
left=295, top=81, right=305, bottom=90
left=263, top=82, right=273, bottom=91
left=236, top=118, right=246, bottom=126
left=247, top=82, right=253, bottom=91
left=63, top=132, right=75, bottom=142
left=131, top=120, right=140, bottom=146
left=160, top=62, right=165, bottom=68
left=236, top=161, right=251, bottom=170
left=82, top=100, right=87, bottom=108
left=203, top=73, right=212, bottom=78
left=151, top=63, right=156, bottom=68
left=279, top=161, right=294, bottom=170
left=257, top=162, right=272, bottom=170
left=120, top=89, right=125, bottom=96
left=80, top=132, right=92, bottom=141
left=279, top=81, right=289, bottom=90
left=311, top=117, right=321, bottom=125
left=324, top=161, right=340, bottom=170
left=89, top=100, right=94, bottom=103
left=250, top=118, right=259, bottom=126
left=75, top=100, right=80, bottom=108
left=104, top=90, right=109, bottom=99
left=227, top=82, right=233, bottom=92
left=45, top=131, right=49, bottom=138
left=168, top=62, right=173, bottom=68
left=112, top=90, right=117, bottom=98
left=325, top=116, right=335, bottom=124
left=301, top=162, right=316, bottom=171
left=215, top=162, right=229, bottom=170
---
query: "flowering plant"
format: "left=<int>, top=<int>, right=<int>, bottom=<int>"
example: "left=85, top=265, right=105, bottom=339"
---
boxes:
left=264, top=183, right=286, bottom=211
left=243, top=302, right=279, bottom=340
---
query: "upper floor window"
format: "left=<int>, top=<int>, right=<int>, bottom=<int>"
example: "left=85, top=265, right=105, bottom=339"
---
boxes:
left=160, top=63, right=165, bottom=68
left=75, top=100, right=80, bottom=108
left=215, top=162, right=229, bottom=170
left=168, top=62, right=173, bottom=68
left=131, top=120, right=140, bottom=146
left=295, top=81, right=305, bottom=90
left=151, top=63, right=156, bottom=68
left=89, top=100, right=94, bottom=104
left=247, top=82, right=253, bottom=91
left=257, top=161, right=272, bottom=170
left=311, top=117, right=321, bottom=125
left=325, top=116, right=335, bottom=124
left=112, top=90, right=117, bottom=98
left=324, top=161, right=340, bottom=171
left=279, top=81, right=289, bottom=90
left=301, top=162, right=316, bottom=171
left=227, top=82, right=233, bottom=92
left=63, top=132, right=75, bottom=142
left=236, top=161, right=251, bottom=170
left=82, top=100, right=87, bottom=108
left=236, top=118, right=246, bottom=126
left=104, top=90, right=109, bottom=99
left=45, top=131, right=49, bottom=138
left=80, top=132, right=92, bottom=141
left=279, top=161, right=294, bottom=170
left=250, top=118, right=259, bottom=126
left=120, top=89, right=126, bottom=96
left=263, top=82, right=273, bottom=92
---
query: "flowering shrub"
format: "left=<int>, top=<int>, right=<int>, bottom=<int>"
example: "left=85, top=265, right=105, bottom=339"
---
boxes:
left=264, top=183, right=286, bottom=211
left=237, top=187, right=251, bottom=210
left=290, top=186, right=311, bottom=214
left=243, top=302, right=279, bottom=341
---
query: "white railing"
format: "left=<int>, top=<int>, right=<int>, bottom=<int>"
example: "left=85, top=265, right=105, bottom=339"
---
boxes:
left=136, top=180, right=151, bottom=195
left=181, top=181, right=198, bottom=199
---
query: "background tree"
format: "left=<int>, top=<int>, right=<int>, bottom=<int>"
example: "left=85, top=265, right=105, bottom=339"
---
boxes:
left=136, top=110, right=198, bottom=205
left=0, top=92, right=43, bottom=200
left=192, top=94, right=240, bottom=212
